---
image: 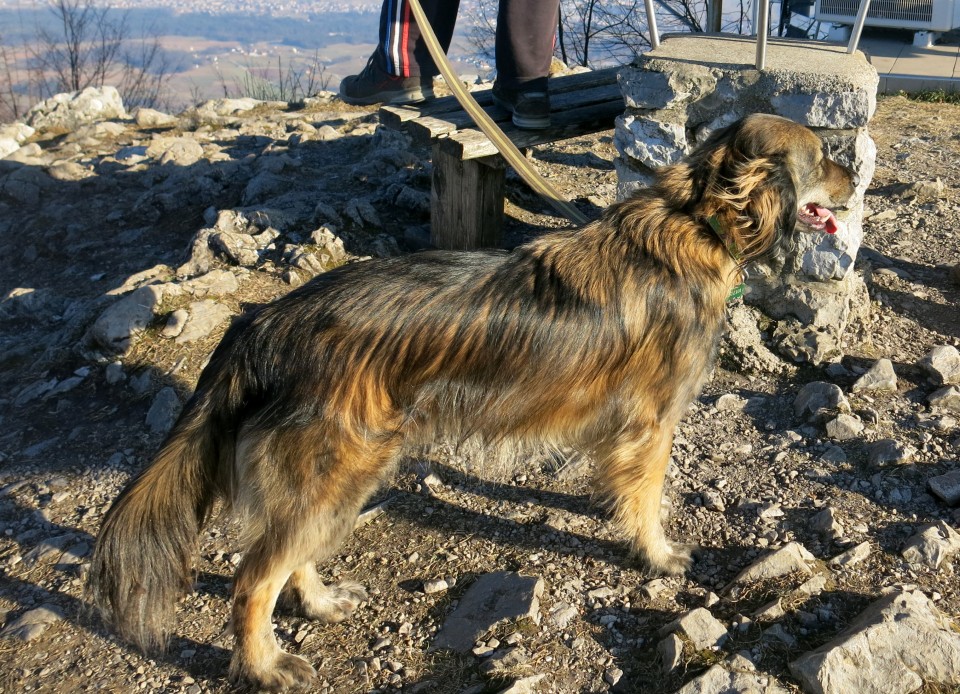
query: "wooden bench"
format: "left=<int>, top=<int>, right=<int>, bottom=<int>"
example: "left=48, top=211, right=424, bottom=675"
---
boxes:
left=379, top=66, right=624, bottom=249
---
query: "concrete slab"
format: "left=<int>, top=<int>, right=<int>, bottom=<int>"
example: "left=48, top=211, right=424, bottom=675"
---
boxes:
left=860, top=28, right=960, bottom=93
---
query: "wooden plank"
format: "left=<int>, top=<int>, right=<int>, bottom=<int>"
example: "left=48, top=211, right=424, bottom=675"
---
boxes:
left=430, top=143, right=505, bottom=250
left=379, top=66, right=621, bottom=130
left=439, top=97, right=625, bottom=160
left=407, top=82, right=622, bottom=144
left=406, top=115, right=461, bottom=146
left=378, top=104, right=427, bottom=129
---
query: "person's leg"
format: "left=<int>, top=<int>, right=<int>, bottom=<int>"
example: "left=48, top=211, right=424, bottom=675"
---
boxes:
left=378, top=0, right=461, bottom=77
left=341, top=0, right=460, bottom=105
left=494, top=0, right=559, bottom=90
left=491, top=0, right=559, bottom=128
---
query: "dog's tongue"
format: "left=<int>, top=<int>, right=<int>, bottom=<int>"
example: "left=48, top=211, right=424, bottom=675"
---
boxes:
left=813, top=205, right=839, bottom=234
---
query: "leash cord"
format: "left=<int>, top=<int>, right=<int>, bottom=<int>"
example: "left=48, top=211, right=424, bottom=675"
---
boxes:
left=405, top=0, right=590, bottom=227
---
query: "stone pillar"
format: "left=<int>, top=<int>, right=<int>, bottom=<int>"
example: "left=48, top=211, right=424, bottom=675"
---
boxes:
left=614, top=35, right=879, bottom=364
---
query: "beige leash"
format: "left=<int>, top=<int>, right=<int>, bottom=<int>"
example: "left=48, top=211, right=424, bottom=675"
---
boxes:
left=405, top=0, right=590, bottom=227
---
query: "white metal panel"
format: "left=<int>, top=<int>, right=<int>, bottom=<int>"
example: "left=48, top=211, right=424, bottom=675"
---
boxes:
left=815, top=0, right=958, bottom=31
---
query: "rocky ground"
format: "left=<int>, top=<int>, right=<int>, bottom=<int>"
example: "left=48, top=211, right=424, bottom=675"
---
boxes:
left=0, top=86, right=959, bottom=694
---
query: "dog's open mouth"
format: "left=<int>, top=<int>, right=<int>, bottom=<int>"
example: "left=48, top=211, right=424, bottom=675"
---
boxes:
left=798, top=202, right=840, bottom=234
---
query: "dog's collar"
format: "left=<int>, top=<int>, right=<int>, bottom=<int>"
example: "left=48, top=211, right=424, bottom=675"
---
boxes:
left=706, top=215, right=745, bottom=303
left=706, top=214, right=741, bottom=262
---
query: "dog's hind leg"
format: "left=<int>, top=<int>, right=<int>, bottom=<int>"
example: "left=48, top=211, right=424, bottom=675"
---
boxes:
left=228, top=528, right=319, bottom=690
left=595, top=423, right=693, bottom=576
left=228, top=427, right=399, bottom=690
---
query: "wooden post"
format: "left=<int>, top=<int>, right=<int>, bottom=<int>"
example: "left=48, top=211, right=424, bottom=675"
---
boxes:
left=430, top=144, right=506, bottom=250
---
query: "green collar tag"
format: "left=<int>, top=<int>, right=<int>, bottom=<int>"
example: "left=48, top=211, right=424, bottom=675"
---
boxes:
left=707, top=214, right=741, bottom=262
left=707, top=215, right=745, bottom=303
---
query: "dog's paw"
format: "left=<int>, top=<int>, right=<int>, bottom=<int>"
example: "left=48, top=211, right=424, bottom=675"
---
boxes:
left=230, top=651, right=316, bottom=692
left=300, top=580, right=368, bottom=623
left=643, top=542, right=696, bottom=576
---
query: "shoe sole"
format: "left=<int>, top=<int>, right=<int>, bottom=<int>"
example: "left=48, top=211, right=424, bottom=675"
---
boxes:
left=511, top=114, right=551, bottom=130
left=339, top=87, right=434, bottom=107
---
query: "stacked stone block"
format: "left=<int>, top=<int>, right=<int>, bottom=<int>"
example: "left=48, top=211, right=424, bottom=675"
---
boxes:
left=615, top=35, right=879, bottom=364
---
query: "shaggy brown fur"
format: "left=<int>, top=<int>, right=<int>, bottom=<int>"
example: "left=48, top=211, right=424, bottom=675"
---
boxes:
left=87, top=114, right=858, bottom=690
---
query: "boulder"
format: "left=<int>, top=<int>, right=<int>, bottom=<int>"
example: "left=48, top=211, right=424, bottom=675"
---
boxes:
left=26, top=86, right=127, bottom=131
left=790, top=590, right=960, bottom=694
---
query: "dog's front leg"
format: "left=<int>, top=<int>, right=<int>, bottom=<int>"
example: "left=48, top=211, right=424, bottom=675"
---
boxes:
left=595, top=424, right=694, bottom=575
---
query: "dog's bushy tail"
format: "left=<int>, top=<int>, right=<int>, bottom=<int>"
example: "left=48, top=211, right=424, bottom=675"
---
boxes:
left=87, top=375, right=232, bottom=652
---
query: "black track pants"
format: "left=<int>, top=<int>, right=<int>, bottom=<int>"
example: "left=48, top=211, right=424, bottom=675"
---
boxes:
left=375, top=0, right=559, bottom=90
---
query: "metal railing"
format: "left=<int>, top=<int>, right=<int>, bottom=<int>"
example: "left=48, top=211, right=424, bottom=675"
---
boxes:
left=640, top=0, right=872, bottom=66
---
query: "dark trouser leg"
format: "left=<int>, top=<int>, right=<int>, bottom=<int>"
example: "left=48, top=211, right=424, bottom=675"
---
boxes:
left=495, top=0, right=561, bottom=90
left=376, top=0, right=462, bottom=77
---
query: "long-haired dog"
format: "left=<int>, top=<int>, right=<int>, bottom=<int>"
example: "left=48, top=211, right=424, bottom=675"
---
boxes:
left=88, top=114, right=858, bottom=690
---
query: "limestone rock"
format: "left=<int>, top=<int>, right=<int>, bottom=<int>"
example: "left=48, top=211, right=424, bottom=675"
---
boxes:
left=177, top=228, right=216, bottom=279
left=920, top=345, right=960, bottom=385
left=160, top=309, right=188, bottom=338
left=658, top=607, right=728, bottom=650
left=0, top=605, right=64, bottom=641
left=194, top=97, right=261, bottom=117
left=674, top=664, right=791, bottom=694
left=795, top=382, right=850, bottom=422
left=895, top=178, right=946, bottom=201
left=658, top=632, right=684, bottom=673
left=928, top=470, right=960, bottom=506
left=865, top=438, right=915, bottom=466
left=771, top=90, right=872, bottom=129
left=243, top=171, right=291, bottom=204
left=852, top=358, right=897, bottom=392
left=0, top=137, right=20, bottom=159
left=722, top=304, right=788, bottom=375
left=178, top=269, right=240, bottom=297
left=0, top=123, right=34, bottom=159
left=789, top=590, right=960, bottom=694
left=479, top=647, right=528, bottom=676
left=727, top=542, right=816, bottom=595
left=548, top=602, right=577, bottom=629
left=433, top=572, right=543, bottom=652
left=764, top=274, right=870, bottom=365
left=211, top=231, right=260, bottom=267
left=618, top=66, right=719, bottom=110
left=175, top=300, right=232, bottom=343
left=496, top=675, right=545, bottom=694
left=26, top=86, right=127, bottom=131
left=901, top=521, right=960, bottom=569
left=810, top=508, right=844, bottom=538
left=134, top=107, right=178, bottom=129
left=929, top=385, right=960, bottom=413
left=0, top=123, right=35, bottom=159
left=344, top=197, right=382, bottom=229
left=825, top=414, right=863, bottom=441
left=146, top=136, right=205, bottom=167
left=285, top=247, right=327, bottom=277
left=614, top=115, right=687, bottom=169
left=146, top=387, right=181, bottom=435
left=86, top=284, right=165, bottom=355
left=1, top=165, right=52, bottom=206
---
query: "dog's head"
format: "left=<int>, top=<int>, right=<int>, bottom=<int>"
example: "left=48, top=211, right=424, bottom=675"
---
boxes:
left=664, top=114, right=859, bottom=264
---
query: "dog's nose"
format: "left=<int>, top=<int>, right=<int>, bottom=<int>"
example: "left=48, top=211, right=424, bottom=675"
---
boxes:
left=850, top=170, right=861, bottom=188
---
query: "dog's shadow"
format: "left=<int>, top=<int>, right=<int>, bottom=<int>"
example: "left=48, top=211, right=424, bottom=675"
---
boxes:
left=381, top=459, right=632, bottom=567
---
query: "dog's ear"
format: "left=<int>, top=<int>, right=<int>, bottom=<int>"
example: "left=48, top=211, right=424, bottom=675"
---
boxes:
left=732, top=156, right=797, bottom=262
left=681, top=121, right=741, bottom=206
left=698, top=122, right=799, bottom=263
